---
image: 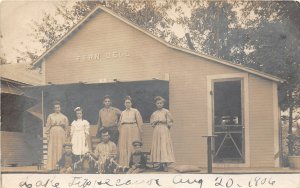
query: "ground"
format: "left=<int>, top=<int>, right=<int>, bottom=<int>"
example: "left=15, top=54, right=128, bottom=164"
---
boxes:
left=1, top=165, right=300, bottom=174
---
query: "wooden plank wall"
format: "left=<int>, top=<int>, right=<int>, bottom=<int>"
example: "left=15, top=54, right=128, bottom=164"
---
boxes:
left=1, top=131, right=37, bottom=166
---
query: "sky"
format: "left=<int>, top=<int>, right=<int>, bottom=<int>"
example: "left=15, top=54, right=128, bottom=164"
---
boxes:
left=0, top=0, right=193, bottom=64
left=0, top=0, right=189, bottom=64
left=0, top=0, right=58, bottom=63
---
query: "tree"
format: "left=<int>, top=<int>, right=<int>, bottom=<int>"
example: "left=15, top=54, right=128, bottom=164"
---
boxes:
left=239, top=2, right=300, bottom=156
left=188, top=1, right=238, bottom=57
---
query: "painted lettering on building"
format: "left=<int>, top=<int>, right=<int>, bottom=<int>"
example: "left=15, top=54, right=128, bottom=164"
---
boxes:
left=75, top=51, right=130, bottom=62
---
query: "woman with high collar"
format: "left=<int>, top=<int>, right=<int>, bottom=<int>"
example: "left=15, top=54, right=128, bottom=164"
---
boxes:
left=118, top=96, right=143, bottom=167
left=150, top=96, right=175, bottom=171
left=45, top=100, right=69, bottom=171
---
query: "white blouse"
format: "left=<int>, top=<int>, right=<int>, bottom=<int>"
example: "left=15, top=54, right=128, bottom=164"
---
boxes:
left=70, top=119, right=90, bottom=136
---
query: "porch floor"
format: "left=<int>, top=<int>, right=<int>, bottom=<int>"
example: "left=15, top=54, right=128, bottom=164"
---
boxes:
left=2, top=165, right=300, bottom=174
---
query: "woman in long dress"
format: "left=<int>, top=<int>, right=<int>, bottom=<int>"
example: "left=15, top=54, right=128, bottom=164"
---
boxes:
left=118, top=96, right=143, bottom=167
left=150, top=96, right=175, bottom=171
left=45, top=101, right=69, bottom=171
left=70, top=107, right=90, bottom=158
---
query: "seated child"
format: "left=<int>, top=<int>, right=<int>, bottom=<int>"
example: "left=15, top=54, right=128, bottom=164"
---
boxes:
left=127, top=140, right=147, bottom=174
left=90, top=129, right=117, bottom=174
left=57, top=143, right=78, bottom=174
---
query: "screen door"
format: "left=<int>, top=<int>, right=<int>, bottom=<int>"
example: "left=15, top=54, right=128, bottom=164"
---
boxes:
left=212, top=79, right=245, bottom=163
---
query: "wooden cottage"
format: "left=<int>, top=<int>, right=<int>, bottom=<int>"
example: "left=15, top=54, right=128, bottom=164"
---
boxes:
left=1, top=63, right=44, bottom=166
left=31, top=5, right=283, bottom=168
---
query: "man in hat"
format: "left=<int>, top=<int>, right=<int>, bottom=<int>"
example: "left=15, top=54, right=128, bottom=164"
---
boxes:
left=92, top=128, right=117, bottom=173
left=127, top=140, right=147, bottom=174
left=57, top=143, right=78, bottom=174
left=96, top=95, right=121, bottom=144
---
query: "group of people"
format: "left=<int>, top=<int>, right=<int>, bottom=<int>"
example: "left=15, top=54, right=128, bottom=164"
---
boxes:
left=45, top=95, right=175, bottom=173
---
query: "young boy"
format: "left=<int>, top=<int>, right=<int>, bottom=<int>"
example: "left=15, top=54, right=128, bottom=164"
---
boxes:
left=92, top=129, right=117, bottom=173
left=127, top=140, right=147, bottom=174
left=96, top=95, right=121, bottom=144
left=57, top=143, right=78, bottom=174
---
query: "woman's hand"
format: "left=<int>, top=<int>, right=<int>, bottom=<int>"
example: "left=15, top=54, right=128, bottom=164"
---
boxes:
left=152, top=120, right=159, bottom=127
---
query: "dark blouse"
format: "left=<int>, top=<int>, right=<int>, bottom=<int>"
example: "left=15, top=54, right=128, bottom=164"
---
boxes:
left=58, top=153, right=78, bottom=168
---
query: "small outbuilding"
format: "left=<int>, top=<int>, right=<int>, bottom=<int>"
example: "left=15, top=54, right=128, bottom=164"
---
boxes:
left=1, top=63, right=43, bottom=166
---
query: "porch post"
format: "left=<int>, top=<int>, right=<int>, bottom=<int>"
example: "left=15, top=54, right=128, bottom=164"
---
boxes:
left=203, top=135, right=217, bottom=173
left=207, top=136, right=212, bottom=173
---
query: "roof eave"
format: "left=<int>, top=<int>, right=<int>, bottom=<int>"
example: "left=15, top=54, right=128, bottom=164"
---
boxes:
left=172, top=46, right=285, bottom=83
left=1, top=76, right=33, bottom=86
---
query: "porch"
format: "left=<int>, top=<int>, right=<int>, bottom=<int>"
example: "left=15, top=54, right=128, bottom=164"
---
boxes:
left=2, top=165, right=300, bottom=174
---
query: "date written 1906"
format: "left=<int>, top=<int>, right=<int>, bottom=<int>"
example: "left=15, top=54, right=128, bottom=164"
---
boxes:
left=215, top=176, right=276, bottom=188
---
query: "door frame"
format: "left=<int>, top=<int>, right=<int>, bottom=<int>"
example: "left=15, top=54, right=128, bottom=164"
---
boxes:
left=207, top=73, right=250, bottom=167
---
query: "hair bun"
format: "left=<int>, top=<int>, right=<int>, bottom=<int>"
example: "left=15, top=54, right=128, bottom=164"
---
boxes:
left=74, top=107, right=82, bottom=112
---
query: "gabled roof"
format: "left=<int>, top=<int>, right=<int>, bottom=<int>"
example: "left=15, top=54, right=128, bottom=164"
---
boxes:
left=32, top=5, right=284, bottom=83
left=1, top=63, right=44, bottom=86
